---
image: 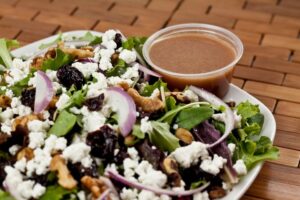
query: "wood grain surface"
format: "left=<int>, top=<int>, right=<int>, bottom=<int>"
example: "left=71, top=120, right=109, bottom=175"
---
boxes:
left=1, top=0, right=300, bottom=199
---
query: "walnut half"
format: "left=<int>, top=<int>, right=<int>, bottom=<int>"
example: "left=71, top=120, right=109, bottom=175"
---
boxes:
left=50, top=155, right=77, bottom=190
left=81, top=176, right=109, bottom=199
left=127, top=88, right=164, bottom=113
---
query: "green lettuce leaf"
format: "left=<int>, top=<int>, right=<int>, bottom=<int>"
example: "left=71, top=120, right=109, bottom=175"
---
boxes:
left=0, top=190, right=14, bottom=200
left=48, top=110, right=77, bottom=136
left=40, top=185, right=76, bottom=200
left=237, top=101, right=260, bottom=120
left=140, top=79, right=168, bottom=97
left=78, top=32, right=102, bottom=45
left=175, top=106, right=213, bottom=130
left=229, top=133, right=279, bottom=170
left=41, top=49, right=74, bottom=71
left=39, top=33, right=62, bottom=50
left=148, top=121, right=180, bottom=152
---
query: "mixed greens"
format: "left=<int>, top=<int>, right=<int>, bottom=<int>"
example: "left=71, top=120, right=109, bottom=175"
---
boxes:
left=0, top=31, right=278, bottom=200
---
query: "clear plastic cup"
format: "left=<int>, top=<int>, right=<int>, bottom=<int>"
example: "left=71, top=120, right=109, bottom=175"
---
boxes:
left=142, top=23, right=243, bottom=97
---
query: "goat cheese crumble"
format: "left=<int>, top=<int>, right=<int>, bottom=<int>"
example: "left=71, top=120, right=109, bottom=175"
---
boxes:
left=171, top=142, right=209, bottom=168
left=233, top=159, right=247, bottom=175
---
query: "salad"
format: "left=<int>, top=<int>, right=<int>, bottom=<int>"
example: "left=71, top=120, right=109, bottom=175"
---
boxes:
left=0, top=30, right=278, bottom=200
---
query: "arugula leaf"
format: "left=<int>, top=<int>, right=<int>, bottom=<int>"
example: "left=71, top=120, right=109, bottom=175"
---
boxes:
left=63, top=86, right=87, bottom=109
left=175, top=106, right=213, bottom=130
left=39, top=33, right=62, bottom=49
left=0, top=190, right=14, bottom=200
left=48, top=110, right=77, bottom=136
left=148, top=121, right=180, bottom=152
left=132, top=124, right=145, bottom=139
left=105, top=59, right=127, bottom=77
left=40, top=185, right=76, bottom=200
left=41, top=49, right=74, bottom=71
left=158, top=102, right=209, bottom=124
left=140, top=79, right=168, bottom=97
left=122, top=36, right=147, bottom=56
left=0, top=38, right=13, bottom=68
left=9, top=72, right=34, bottom=96
left=78, top=32, right=102, bottom=45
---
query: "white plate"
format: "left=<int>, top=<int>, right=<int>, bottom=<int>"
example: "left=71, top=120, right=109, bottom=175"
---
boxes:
left=11, top=31, right=276, bottom=200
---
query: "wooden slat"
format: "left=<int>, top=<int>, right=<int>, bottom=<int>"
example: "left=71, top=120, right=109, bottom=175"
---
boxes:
left=244, top=81, right=300, bottom=103
left=275, top=114, right=300, bottom=133
left=285, top=79, right=299, bottom=96
left=276, top=101, right=300, bottom=118
left=34, top=11, right=97, bottom=29
left=269, top=146, right=300, bottom=167
left=254, top=56, right=300, bottom=75
left=246, top=163, right=300, bottom=200
left=0, top=17, right=58, bottom=35
left=262, top=34, right=300, bottom=51
left=233, top=65, right=284, bottom=85
left=232, top=78, right=245, bottom=88
left=274, top=130, right=300, bottom=151
left=235, top=20, right=299, bottom=37
left=244, top=43, right=290, bottom=60
left=246, top=1, right=300, bottom=18
left=210, top=7, right=272, bottom=22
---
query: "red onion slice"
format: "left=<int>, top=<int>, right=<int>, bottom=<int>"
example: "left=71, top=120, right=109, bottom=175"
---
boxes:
left=107, top=170, right=210, bottom=197
left=188, top=86, right=234, bottom=148
left=99, top=176, right=119, bottom=197
left=98, top=189, right=111, bottom=200
left=106, top=87, right=136, bottom=137
left=134, top=63, right=162, bottom=81
left=34, top=71, right=54, bottom=113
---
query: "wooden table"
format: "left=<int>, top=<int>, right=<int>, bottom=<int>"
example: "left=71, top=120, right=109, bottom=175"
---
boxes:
left=1, top=0, right=300, bottom=199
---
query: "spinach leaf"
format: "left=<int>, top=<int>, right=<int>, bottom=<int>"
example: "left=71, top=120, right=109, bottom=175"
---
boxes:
left=176, top=106, right=213, bottom=130
left=0, top=38, right=13, bottom=68
left=41, top=49, right=74, bottom=71
left=0, top=190, right=14, bottom=200
left=158, top=102, right=209, bottom=124
left=122, top=36, right=147, bottom=56
left=165, top=96, right=177, bottom=112
left=148, top=121, right=180, bottom=152
left=40, top=185, right=76, bottom=200
left=140, top=79, right=168, bottom=97
left=39, top=33, right=62, bottom=50
left=48, top=110, right=77, bottom=136
left=105, top=59, right=127, bottom=77
left=78, top=32, right=102, bottom=45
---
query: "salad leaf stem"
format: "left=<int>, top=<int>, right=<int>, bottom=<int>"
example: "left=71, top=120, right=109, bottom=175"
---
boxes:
left=0, top=39, right=13, bottom=68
